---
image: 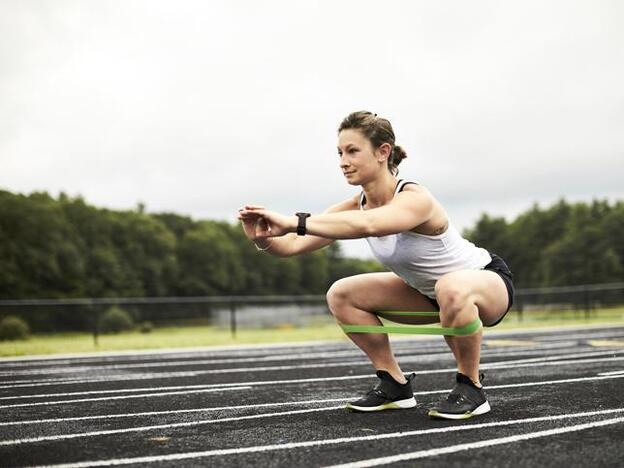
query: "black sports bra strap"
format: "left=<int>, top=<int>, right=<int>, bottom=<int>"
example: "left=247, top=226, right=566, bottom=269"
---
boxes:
left=397, top=181, right=419, bottom=193
left=361, top=180, right=418, bottom=207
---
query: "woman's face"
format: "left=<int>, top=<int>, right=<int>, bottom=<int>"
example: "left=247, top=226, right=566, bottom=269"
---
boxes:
left=337, top=129, right=388, bottom=186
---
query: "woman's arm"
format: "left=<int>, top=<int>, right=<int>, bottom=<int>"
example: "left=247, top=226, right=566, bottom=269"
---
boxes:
left=238, top=195, right=360, bottom=257
left=243, top=185, right=435, bottom=240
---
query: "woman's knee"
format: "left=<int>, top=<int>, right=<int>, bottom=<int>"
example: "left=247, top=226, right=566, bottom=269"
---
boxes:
left=326, top=277, right=353, bottom=317
left=435, top=278, right=474, bottom=317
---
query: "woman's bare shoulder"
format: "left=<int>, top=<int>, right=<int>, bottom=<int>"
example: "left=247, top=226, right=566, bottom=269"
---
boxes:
left=399, top=182, right=435, bottom=201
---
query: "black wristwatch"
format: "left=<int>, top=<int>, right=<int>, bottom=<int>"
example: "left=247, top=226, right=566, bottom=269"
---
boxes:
left=295, top=212, right=311, bottom=235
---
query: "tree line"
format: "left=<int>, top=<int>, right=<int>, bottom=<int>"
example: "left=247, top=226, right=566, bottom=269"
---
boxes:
left=1, top=190, right=622, bottom=301
left=0, top=190, right=381, bottom=299
left=465, top=199, right=623, bottom=287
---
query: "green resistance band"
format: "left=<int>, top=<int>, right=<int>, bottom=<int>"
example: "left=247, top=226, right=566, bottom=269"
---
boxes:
left=340, top=311, right=482, bottom=336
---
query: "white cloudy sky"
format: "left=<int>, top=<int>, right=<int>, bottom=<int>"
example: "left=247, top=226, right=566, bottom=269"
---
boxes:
left=1, top=0, right=623, bottom=258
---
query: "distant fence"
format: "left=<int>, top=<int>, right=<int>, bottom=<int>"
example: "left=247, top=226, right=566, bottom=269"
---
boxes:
left=0, top=283, right=623, bottom=343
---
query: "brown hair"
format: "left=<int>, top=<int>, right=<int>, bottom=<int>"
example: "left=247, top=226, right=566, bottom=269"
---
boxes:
left=338, top=111, right=407, bottom=175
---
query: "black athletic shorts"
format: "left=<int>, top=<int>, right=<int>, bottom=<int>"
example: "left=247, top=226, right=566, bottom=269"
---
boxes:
left=424, top=253, right=515, bottom=328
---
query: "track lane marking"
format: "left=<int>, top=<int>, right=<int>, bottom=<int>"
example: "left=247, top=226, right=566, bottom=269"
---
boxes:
left=0, top=386, right=251, bottom=409
left=323, top=416, right=624, bottom=468
left=1, top=352, right=622, bottom=407
left=27, top=408, right=624, bottom=467
left=0, top=343, right=580, bottom=389
left=0, top=398, right=352, bottom=426
left=0, top=344, right=577, bottom=388
left=0, top=342, right=576, bottom=378
left=598, top=370, right=624, bottom=376
left=1, top=374, right=623, bottom=442
left=0, top=406, right=345, bottom=446
left=3, top=372, right=624, bottom=426
left=1, top=348, right=620, bottom=398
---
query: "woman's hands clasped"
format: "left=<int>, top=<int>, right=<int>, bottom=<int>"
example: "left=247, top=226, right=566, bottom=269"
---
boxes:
left=237, top=205, right=296, bottom=240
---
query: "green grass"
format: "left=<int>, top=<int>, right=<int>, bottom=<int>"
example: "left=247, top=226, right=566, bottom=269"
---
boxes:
left=0, top=323, right=347, bottom=357
left=1, top=308, right=622, bottom=358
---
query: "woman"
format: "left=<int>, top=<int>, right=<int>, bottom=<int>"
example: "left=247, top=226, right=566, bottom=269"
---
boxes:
left=237, top=111, right=514, bottom=420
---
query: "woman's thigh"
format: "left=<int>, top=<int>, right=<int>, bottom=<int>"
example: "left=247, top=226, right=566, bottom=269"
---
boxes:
left=434, top=269, right=509, bottom=326
left=327, top=272, right=439, bottom=325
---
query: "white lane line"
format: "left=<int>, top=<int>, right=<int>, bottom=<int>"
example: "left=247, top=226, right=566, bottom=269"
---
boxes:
left=0, top=347, right=558, bottom=389
left=324, top=416, right=624, bottom=468
left=0, top=342, right=578, bottom=386
left=0, top=386, right=251, bottom=409
left=0, top=338, right=448, bottom=368
left=2, top=374, right=624, bottom=439
left=0, top=346, right=569, bottom=388
left=0, top=341, right=577, bottom=377
left=4, top=373, right=624, bottom=427
left=0, top=350, right=370, bottom=377
left=0, top=406, right=345, bottom=446
left=0, top=360, right=368, bottom=379
left=598, top=370, right=624, bottom=376
left=534, top=330, right=624, bottom=342
left=1, top=353, right=622, bottom=406
left=30, top=408, right=624, bottom=467
left=0, top=398, right=352, bottom=427
left=1, top=348, right=618, bottom=394
left=0, top=340, right=358, bottom=364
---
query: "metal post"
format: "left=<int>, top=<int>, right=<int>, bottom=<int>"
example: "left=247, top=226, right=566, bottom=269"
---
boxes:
left=93, top=306, right=100, bottom=347
left=229, top=301, right=237, bottom=339
left=583, top=287, right=590, bottom=320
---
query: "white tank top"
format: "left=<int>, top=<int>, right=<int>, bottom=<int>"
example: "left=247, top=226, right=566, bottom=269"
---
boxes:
left=361, top=180, right=491, bottom=299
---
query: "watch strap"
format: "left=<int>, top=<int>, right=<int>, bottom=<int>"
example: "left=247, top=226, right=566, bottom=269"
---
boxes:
left=295, top=212, right=310, bottom=235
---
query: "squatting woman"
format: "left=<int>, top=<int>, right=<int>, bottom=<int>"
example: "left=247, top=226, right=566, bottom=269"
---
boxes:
left=237, top=111, right=514, bottom=419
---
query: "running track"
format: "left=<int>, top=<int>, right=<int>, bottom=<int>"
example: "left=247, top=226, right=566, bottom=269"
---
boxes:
left=1, top=324, right=623, bottom=467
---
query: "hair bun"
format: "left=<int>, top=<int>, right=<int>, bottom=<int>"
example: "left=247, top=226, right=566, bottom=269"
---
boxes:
left=389, top=145, right=407, bottom=175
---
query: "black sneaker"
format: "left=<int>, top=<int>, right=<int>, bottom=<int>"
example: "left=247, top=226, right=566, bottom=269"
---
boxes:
left=428, top=372, right=490, bottom=420
left=346, top=370, right=417, bottom=412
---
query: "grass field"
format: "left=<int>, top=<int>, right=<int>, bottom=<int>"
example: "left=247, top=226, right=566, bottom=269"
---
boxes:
left=0, top=308, right=622, bottom=357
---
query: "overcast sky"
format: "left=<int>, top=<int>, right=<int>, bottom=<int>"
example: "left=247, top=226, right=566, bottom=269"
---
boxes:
left=1, top=0, right=623, bottom=258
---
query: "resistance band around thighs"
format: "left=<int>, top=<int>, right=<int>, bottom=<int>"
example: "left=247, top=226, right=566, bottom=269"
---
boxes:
left=340, top=311, right=482, bottom=336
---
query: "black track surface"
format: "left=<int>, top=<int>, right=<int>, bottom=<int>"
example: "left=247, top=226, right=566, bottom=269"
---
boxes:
left=1, top=325, right=623, bottom=467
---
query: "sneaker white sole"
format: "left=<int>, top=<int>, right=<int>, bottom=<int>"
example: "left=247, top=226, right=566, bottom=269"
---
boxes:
left=428, top=401, right=491, bottom=420
left=346, top=396, right=417, bottom=412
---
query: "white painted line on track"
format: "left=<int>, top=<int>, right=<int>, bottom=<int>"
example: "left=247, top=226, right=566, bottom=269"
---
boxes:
left=0, top=347, right=618, bottom=393
left=0, top=350, right=371, bottom=376
left=0, top=399, right=352, bottom=426
left=2, top=374, right=624, bottom=441
left=1, top=352, right=622, bottom=407
left=0, top=406, right=345, bottom=446
left=0, top=344, right=578, bottom=389
left=0, top=359, right=368, bottom=378
left=324, top=416, right=624, bottom=468
left=598, top=370, right=624, bottom=376
left=0, top=339, right=354, bottom=363
left=0, top=340, right=578, bottom=381
left=0, top=340, right=577, bottom=377
left=4, top=372, right=624, bottom=427
left=30, top=408, right=624, bottom=467
left=0, top=386, right=251, bottom=409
